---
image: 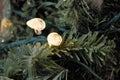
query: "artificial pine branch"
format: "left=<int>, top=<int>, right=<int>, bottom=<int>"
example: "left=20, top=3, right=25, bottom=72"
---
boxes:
left=0, top=0, right=119, bottom=80
left=54, top=31, right=115, bottom=66
left=2, top=43, right=67, bottom=80
left=71, top=59, right=103, bottom=80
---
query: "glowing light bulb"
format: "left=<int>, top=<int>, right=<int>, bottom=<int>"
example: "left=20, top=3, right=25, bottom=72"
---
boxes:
left=47, top=32, right=62, bottom=47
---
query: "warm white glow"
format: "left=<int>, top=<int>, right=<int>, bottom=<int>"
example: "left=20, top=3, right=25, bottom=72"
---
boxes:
left=26, top=18, right=46, bottom=35
left=47, top=32, right=62, bottom=47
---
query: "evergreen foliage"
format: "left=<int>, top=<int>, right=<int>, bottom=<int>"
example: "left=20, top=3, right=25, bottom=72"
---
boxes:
left=2, top=43, right=67, bottom=80
left=0, top=31, right=115, bottom=80
left=0, top=0, right=120, bottom=80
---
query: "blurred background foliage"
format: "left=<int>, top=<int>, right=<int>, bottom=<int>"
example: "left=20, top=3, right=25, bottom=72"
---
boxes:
left=0, top=0, right=120, bottom=80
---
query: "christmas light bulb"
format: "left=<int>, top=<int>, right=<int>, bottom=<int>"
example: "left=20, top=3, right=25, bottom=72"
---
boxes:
left=26, top=18, right=46, bottom=35
left=47, top=32, right=62, bottom=47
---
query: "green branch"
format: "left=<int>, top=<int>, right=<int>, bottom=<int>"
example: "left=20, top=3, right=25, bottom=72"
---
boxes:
left=72, top=59, right=103, bottom=80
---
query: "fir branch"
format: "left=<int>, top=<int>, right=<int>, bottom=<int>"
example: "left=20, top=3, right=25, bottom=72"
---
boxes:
left=2, top=44, right=66, bottom=79
left=0, top=76, right=13, bottom=80
left=58, top=31, right=115, bottom=66
left=0, top=36, right=46, bottom=50
left=81, top=0, right=93, bottom=20
left=71, top=59, right=103, bottom=80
